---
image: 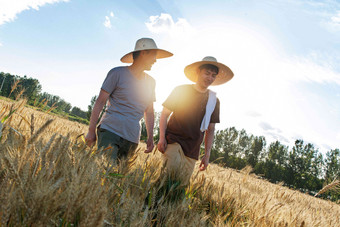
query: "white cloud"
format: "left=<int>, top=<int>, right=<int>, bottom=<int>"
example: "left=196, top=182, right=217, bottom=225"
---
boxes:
left=0, top=42, right=2, bottom=47
left=279, top=56, right=340, bottom=85
left=145, top=13, right=192, bottom=35
left=104, top=16, right=111, bottom=29
left=0, top=0, right=69, bottom=25
left=103, top=11, right=114, bottom=29
left=246, top=110, right=262, bottom=118
left=259, top=121, right=275, bottom=131
left=329, top=11, right=340, bottom=29
left=331, top=11, right=340, bottom=23
left=321, top=10, right=340, bottom=32
left=266, top=131, right=290, bottom=144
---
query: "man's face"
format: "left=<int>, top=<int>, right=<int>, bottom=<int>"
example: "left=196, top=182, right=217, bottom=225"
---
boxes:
left=142, top=50, right=157, bottom=71
left=196, top=68, right=218, bottom=88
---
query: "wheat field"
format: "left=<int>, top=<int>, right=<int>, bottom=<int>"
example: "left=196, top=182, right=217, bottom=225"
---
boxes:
left=0, top=99, right=339, bottom=226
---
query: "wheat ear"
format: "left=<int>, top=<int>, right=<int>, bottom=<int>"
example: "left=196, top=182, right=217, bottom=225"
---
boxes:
left=315, top=179, right=340, bottom=197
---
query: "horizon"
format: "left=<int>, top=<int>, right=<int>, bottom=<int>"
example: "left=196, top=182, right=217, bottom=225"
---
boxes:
left=0, top=0, right=339, bottom=153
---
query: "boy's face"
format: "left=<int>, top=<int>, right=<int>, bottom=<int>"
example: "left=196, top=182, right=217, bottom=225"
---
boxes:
left=141, top=50, right=157, bottom=71
left=196, top=68, right=218, bottom=89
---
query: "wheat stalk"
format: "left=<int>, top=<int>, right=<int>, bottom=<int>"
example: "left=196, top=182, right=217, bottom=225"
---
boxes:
left=8, top=79, right=20, bottom=98
left=315, top=179, right=340, bottom=197
left=28, top=118, right=54, bottom=145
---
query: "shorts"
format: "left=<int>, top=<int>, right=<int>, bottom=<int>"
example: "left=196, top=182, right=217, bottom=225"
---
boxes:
left=97, top=127, right=138, bottom=161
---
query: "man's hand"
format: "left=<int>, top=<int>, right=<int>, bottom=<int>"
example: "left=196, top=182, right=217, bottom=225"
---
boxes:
left=85, top=130, right=96, bottom=147
left=199, top=154, right=210, bottom=171
left=85, top=89, right=109, bottom=148
left=144, top=137, right=154, bottom=153
left=157, top=138, right=167, bottom=153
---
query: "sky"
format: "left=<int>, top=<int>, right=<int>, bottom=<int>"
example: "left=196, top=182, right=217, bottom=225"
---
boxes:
left=0, top=0, right=339, bottom=153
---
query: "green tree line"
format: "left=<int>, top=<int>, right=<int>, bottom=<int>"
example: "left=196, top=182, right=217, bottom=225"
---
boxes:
left=209, top=127, right=339, bottom=201
left=0, top=72, right=88, bottom=124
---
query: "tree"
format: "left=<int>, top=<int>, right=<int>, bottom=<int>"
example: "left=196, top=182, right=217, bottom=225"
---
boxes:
left=37, top=92, right=71, bottom=113
left=87, top=95, right=97, bottom=121
left=210, top=127, right=239, bottom=164
left=237, top=129, right=251, bottom=157
left=324, top=149, right=340, bottom=182
left=285, top=140, right=323, bottom=191
left=268, top=141, right=288, bottom=166
left=59, top=100, right=72, bottom=112
left=71, top=107, right=87, bottom=119
left=247, top=136, right=266, bottom=167
left=321, top=149, right=340, bottom=201
left=210, top=130, right=225, bottom=162
left=0, top=73, right=42, bottom=102
left=0, top=73, right=6, bottom=93
left=0, top=72, right=14, bottom=97
left=20, top=76, right=42, bottom=103
left=140, top=112, right=161, bottom=142
left=63, top=102, right=72, bottom=113
left=258, top=141, right=288, bottom=183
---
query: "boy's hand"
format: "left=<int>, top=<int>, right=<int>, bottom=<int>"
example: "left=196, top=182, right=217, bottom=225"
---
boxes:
left=199, top=154, right=210, bottom=171
left=157, top=138, right=167, bottom=153
left=145, top=137, right=154, bottom=153
left=85, top=130, right=96, bottom=147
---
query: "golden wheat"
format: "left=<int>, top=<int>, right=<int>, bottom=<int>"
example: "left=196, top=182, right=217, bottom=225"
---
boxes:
left=0, top=98, right=340, bottom=226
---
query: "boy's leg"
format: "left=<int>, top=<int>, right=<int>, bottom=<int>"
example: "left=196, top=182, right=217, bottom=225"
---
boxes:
left=97, top=127, right=121, bottom=161
left=117, top=138, right=138, bottom=159
left=162, top=143, right=196, bottom=185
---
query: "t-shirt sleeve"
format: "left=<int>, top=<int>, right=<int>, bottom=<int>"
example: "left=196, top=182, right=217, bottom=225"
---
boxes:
left=162, top=86, right=181, bottom=111
left=101, top=68, right=119, bottom=94
left=210, top=98, right=220, bottom=123
left=151, top=78, right=156, bottom=102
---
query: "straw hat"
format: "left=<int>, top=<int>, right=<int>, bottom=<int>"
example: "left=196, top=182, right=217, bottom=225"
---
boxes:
left=120, top=38, right=173, bottom=63
left=184, top=56, right=234, bottom=86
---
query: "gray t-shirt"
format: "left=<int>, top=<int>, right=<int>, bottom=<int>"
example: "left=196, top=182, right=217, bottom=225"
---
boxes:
left=99, top=66, right=156, bottom=143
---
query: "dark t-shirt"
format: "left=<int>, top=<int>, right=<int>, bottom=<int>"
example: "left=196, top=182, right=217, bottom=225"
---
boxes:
left=163, top=84, right=220, bottom=160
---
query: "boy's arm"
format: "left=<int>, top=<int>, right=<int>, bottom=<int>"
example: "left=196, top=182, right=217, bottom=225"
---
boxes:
left=157, top=107, right=172, bottom=153
left=85, top=89, right=110, bottom=147
left=144, top=103, right=155, bottom=153
left=199, top=123, right=215, bottom=171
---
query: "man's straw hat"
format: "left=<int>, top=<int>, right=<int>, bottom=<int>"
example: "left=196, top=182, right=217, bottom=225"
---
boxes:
left=184, top=56, right=234, bottom=86
left=120, top=38, right=173, bottom=63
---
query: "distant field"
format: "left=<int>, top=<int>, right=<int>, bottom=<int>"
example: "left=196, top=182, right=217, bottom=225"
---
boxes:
left=1, top=99, right=339, bottom=226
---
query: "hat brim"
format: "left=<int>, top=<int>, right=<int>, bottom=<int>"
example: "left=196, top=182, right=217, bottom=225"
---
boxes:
left=184, top=61, right=234, bottom=86
left=120, top=48, right=173, bottom=63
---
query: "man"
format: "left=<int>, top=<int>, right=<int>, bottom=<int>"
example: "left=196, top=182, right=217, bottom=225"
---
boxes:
left=157, top=56, right=234, bottom=185
left=85, top=38, right=173, bottom=161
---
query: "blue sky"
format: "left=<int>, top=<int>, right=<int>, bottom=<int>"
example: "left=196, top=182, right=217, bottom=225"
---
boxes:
left=0, top=0, right=339, bottom=153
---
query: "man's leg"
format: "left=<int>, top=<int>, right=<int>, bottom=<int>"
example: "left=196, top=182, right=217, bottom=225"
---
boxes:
left=117, top=138, right=138, bottom=160
left=97, top=127, right=121, bottom=161
left=162, top=143, right=196, bottom=185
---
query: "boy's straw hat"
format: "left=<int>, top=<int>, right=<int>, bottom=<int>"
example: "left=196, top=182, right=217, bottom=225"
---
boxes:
left=184, top=56, right=234, bottom=85
left=121, top=38, right=173, bottom=63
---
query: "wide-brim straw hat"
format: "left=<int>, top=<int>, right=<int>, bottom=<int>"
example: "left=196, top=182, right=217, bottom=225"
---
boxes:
left=120, top=38, right=173, bottom=63
left=184, top=56, right=234, bottom=86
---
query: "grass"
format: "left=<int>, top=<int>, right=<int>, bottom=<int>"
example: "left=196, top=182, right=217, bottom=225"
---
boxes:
left=0, top=98, right=339, bottom=226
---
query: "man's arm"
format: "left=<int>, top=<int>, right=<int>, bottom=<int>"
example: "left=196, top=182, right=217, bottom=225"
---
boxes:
left=85, top=89, right=110, bottom=147
left=157, top=107, right=172, bottom=153
left=144, top=103, right=155, bottom=153
left=199, top=123, right=215, bottom=171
